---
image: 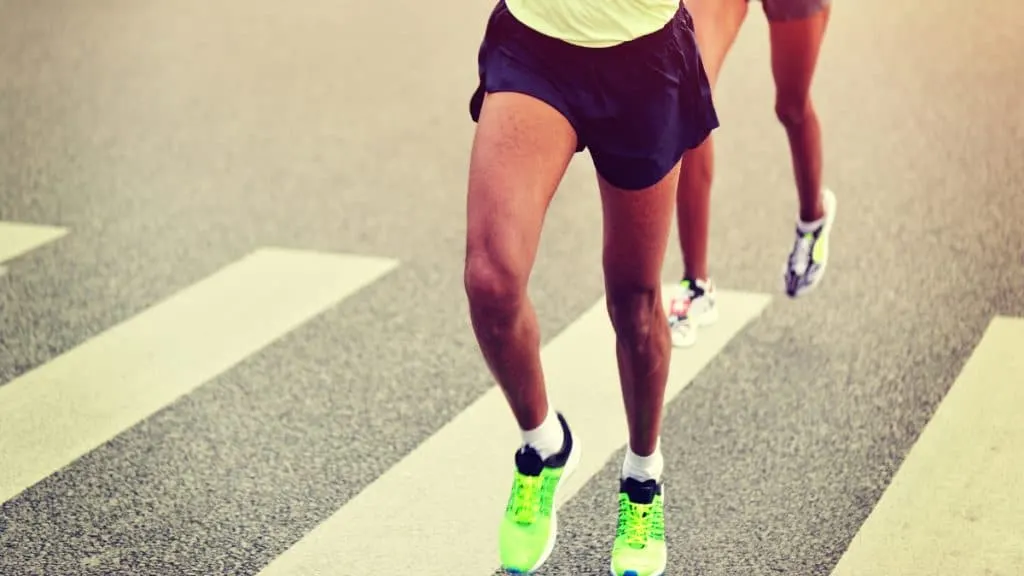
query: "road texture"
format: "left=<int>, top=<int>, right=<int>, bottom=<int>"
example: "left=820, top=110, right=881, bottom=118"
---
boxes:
left=1, top=0, right=1022, bottom=574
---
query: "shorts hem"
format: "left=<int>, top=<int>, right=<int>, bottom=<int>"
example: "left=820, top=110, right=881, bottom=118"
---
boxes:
left=470, top=85, right=585, bottom=153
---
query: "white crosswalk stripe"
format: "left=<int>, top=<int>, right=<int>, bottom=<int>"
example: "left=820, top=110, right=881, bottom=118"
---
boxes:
left=0, top=247, right=398, bottom=503
left=830, top=316, right=1024, bottom=576
left=0, top=221, right=68, bottom=272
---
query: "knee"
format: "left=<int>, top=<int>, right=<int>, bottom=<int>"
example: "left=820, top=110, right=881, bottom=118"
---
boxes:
left=774, top=92, right=814, bottom=129
left=606, top=285, right=664, bottom=351
left=464, top=248, right=524, bottom=325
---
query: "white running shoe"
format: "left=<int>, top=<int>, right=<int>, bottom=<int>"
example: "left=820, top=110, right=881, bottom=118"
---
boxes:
left=667, top=278, right=718, bottom=348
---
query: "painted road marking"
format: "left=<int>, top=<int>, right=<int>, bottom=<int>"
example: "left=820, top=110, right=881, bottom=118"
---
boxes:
left=831, top=316, right=1024, bottom=576
left=0, top=247, right=398, bottom=503
left=258, top=287, right=771, bottom=576
left=0, top=221, right=68, bottom=264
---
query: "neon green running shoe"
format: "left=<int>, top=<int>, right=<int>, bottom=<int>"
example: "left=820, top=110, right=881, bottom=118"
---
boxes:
left=610, top=477, right=667, bottom=576
left=499, top=412, right=579, bottom=574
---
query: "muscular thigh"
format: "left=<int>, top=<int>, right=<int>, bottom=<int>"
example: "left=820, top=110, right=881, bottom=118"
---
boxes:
left=758, top=0, right=831, bottom=22
left=466, top=4, right=582, bottom=283
left=467, top=92, right=577, bottom=288
left=599, top=166, right=680, bottom=292
left=685, top=0, right=748, bottom=87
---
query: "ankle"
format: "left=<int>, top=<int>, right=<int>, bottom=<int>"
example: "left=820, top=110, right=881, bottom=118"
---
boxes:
left=520, top=408, right=564, bottom=460
left=622, top=439, right=664, bottom=483
left=798, top=192, right=826, bottom=224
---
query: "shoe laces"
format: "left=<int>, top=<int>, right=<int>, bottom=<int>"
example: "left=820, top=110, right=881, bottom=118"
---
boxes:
left=618, top=500, right=655, bottom=548
left=789, top=231, right=815, bottom=276
left=510, top=473, right=543, bottom=525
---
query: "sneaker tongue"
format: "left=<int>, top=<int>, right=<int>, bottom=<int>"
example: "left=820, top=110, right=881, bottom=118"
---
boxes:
left=621, top=477, right=658, bottom=504
left=515, top=446, right=544, bottom=476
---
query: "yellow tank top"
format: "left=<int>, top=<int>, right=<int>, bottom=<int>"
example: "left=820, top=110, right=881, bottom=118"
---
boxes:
left=505, top=0, right=680, bottom=48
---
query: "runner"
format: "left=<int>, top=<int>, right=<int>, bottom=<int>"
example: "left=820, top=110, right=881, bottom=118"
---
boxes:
left=668, top=0, right=836, bottom=348
left=463, top=0, right=718, bottom=574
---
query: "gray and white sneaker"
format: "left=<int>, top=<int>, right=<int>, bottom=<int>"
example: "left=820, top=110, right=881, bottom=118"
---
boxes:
left=784, top=188, right=837, bottom=298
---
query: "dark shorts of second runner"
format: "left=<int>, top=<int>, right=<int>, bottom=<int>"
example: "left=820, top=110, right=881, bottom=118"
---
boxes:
left=469, top=0, right=720, bottom=191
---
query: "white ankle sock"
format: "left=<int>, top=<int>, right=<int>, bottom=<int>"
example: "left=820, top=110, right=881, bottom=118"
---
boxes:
left=797, top=215, right=826, bottom=233
left=622, top=439, right=664, bottom=483
left=521, top=408, right=564, bottom=460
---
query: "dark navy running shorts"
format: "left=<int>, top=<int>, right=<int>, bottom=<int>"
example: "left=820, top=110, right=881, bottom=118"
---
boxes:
left=469, top=0, right=720, bottom=191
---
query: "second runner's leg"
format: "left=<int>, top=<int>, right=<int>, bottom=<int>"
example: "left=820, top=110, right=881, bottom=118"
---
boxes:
left=669, top=0, right=749, bottom=348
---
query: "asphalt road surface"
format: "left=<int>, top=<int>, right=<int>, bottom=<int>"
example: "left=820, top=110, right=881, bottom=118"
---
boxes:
left=1, top=0, right=1023, bottom=575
